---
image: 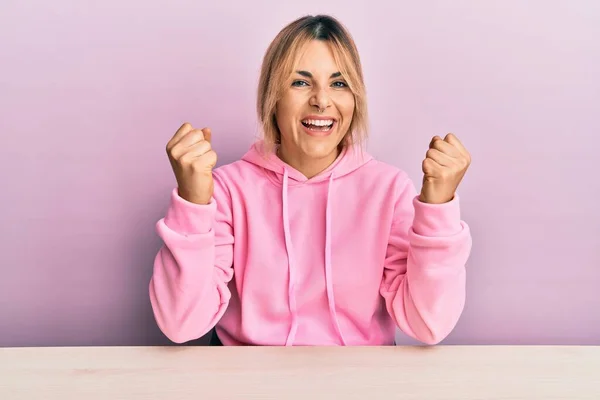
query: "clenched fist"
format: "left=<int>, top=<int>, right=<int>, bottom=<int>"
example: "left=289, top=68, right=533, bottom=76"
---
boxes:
left=166, top=123, right=217, bottom=205
left=419, top=133, right=471, bottom=204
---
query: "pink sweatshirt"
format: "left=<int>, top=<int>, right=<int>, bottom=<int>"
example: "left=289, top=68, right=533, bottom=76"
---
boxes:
left=149, top=141, right=472, bottom=346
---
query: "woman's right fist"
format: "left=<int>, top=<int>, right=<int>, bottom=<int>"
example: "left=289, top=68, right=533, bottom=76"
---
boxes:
left=166, top=122, right=217, bottom=205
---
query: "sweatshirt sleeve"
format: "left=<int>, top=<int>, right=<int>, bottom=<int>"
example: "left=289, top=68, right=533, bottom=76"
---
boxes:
left=379, top=173, right=472, bottom=345
left=149, top=172, right=234, bottom=343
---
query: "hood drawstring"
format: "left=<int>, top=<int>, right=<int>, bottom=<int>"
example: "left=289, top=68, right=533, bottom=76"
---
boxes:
left=281, top=169, right=347, bottom=346
left=324, top=173, right=347, bottom=345
left=282, top=169, right=299, bottom=346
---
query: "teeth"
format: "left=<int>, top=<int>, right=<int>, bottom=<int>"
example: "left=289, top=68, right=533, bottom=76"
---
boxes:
left=302, top=119, right=334, bottom=126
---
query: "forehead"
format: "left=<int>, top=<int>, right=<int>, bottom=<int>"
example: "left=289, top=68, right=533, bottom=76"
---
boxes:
left=294, top=40, right=340, bottom=74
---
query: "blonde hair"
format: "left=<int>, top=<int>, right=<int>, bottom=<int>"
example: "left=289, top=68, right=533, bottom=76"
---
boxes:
left=257, top=15, right=369, bottom=154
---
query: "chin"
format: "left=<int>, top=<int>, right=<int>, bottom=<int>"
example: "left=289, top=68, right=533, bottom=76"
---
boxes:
left=300, top=137, right=342, bottom=159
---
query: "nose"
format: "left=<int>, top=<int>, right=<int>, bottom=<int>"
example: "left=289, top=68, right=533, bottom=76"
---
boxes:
left=309, top=87, right=331, bottom=111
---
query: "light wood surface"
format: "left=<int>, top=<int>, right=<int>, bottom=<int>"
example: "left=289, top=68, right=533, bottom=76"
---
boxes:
left=1, top=345, right=599, bottom=399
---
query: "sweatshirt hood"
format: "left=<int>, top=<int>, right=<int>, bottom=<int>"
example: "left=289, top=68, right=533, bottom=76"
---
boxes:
left=241, top=140, right=373, bottom=346
left=241, top=140, right=372, bottom=185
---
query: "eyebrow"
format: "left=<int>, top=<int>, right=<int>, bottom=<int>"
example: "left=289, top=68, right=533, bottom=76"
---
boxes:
left=296, top=70, right=342, bottom=79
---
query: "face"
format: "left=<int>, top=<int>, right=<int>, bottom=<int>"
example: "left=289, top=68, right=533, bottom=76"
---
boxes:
left=275, top=40, right=355, bottom=163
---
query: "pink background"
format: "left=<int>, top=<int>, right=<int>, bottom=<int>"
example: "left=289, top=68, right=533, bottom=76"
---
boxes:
left=1, top=1, right=598, bottom=346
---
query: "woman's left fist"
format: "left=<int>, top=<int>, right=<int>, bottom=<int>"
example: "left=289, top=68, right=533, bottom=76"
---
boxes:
left=419, top=133, right=471, bottom=204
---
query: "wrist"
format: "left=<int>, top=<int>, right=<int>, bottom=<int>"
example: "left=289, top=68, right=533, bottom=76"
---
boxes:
left=418, top=192, right=454, bottom=204
left=177, top=188, right=211, bottom=205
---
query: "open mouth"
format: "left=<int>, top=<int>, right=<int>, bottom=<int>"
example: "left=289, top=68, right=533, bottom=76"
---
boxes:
left=301, top=118, right=335, bottom=131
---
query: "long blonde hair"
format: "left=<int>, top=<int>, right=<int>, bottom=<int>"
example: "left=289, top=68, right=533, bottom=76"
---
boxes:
left=257, top=15, right=368, bottom=153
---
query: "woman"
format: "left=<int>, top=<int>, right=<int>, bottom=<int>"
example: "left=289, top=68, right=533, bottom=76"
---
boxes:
left=150, top=14, right=472, bottom=346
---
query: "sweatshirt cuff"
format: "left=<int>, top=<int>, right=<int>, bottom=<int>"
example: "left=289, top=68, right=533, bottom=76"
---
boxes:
left=411, top=194, right=462, bottom=237
left=163, top=188, right=217, bottom=235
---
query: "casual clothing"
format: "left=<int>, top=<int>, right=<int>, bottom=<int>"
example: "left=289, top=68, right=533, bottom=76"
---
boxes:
left=149, top=141, right=472, bottom=345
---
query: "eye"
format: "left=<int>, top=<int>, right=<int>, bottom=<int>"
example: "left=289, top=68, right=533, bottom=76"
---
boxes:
left=292, top=80, right=309, bottom=87
left=332, top=81, right=348, bottom=88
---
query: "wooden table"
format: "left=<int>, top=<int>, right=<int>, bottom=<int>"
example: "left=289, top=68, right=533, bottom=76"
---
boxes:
left=1, top=346, right=599, bottom=399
